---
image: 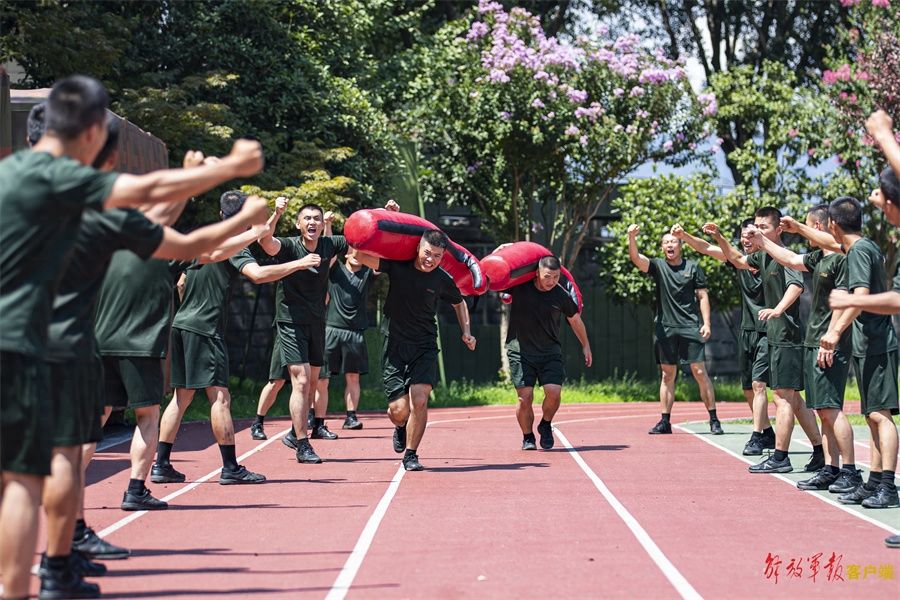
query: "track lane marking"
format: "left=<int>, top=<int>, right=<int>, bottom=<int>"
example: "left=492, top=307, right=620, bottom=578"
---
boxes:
left=674, top=423, right=898, bottom=535
left=554, top=427, right=703, bottom=600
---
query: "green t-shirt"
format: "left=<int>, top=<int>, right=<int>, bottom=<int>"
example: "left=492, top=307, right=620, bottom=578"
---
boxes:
left=378, top=259, right=463, bottom=346
left=802, top=250, right=850, bottom=350
left=846, top=237, right=898, bottom=357
left=646, top=258, right=707, bottom=340
left=326, top=261, right=373, bottom=331
left=94, top=253, right=189, bottom=358
left=506, top=280, right=578, bottom=355
left=172, top=246, right=258, bottom=338
left=746, top=251, right=804, bottom=347
left=729, top=262, right=766, bottom=332
left=0, top=151, right=117, bottom=357
left=46, top=209, right=163, bottom=361
left=272, top=235, right=348, bottom=325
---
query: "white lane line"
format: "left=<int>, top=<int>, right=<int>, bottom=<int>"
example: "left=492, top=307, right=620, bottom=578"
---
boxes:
left=554, top=428, right=702, bottom=600
left=324, top=465, right=406, bottom=600
left=674, top=424, right=899, bottom=535
left=96, top=428, right=290, bottom=539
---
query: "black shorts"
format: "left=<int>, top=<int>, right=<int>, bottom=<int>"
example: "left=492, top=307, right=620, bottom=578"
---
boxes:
left=507, top=349, right=565, bottom=388
left=103, top=356, right=165, bottom=408
left=382, top=336, right=439, bottom=402
left=325, top=327, right=369, bottom=376
left=803, top=346, right=849, bottom=410
left=48, top=355, right=105, bottom=446
left=170, top=328, right=229, bottom=389
left=739, top=330, right=769, bottom=390
left=655, top=333, right=705, bottom=366
left=0, top=352, right=52, bottom=475
left=854, top=351, right=899, bottom=416
left=268, top=321, right=326, bottom=380
left=768, top=344, right=804, bottom=391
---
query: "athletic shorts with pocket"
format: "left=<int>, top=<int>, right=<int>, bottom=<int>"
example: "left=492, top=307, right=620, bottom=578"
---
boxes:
left=325, top=327, right=369, bottom=376
left=0, top=352, right=53, bottom=475
left=655, top=333, right=705, bottom=366
left=767, top=344, right=804, bottom=391
left=803, top=346, right=849, bottom=410
left=48, top=354, right=105, bottom=446
left=739, top=330, right=770, bottom=390
left=382, top=336, right=439, bottom=402
left=103, top=356, right=165, bottom=408
left=268, top=321, right=325, bottom=380
left=170, top=327, right=229, bottom=389
left=853, top=351, right=899, bottom=416
left=507, top=348, right=565, bottom=388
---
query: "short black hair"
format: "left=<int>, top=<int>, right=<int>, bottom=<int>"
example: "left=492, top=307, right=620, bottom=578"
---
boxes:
left=297, top=203, right=324, bottom=219
left=538, top=255, right=561, bottom=270
left=807, top=203, right=830, bottom=226
left=220, top=190, right=247, bottom=219
left=91, top=118, right=120, bottom=169
left=45, top=75, right=109, bottom=140
left=828, top=196, right=862, bottom=233
left=754, top=206, right=782, bottom=228
left=26, top=102, right=46, bottom=146
left=421, top=229, right=449, bottom=249
left=740, top=217, right=755, bottom=229
left=880, top=165, right=900, bottom=205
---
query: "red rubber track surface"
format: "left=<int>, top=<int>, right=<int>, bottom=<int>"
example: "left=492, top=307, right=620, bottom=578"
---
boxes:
left=18, top=402, right=898, bottom=598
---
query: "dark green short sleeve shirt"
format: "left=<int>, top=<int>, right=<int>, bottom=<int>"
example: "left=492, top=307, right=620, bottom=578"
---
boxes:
left=0, top=151, right=117, bottom=356
left=846, top=238, right=898, bottom=357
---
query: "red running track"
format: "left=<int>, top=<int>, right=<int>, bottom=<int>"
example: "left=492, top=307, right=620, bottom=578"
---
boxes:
left=18, top=402, right=899, bottom=598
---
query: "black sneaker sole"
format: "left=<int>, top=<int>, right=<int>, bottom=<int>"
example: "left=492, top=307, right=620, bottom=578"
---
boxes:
left=219, top=474, right=266, bottom=485
left=250, top=433, right=267, bottom=441
left=120, top=501, right=168, bottom=511
left=76, top=548, right=129, bottom=561
left=149, top=474, right=185, bottom=484
left=342, top=423, right=363, bottom=430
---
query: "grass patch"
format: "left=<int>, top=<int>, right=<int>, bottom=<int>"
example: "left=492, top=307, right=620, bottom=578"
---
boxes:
left=153, top=372, right=849, bottom=423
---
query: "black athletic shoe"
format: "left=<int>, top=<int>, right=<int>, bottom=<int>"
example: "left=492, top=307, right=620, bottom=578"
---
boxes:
left=307, top=409, right=315, bottom=430
left=342, top=415, right=363, bottom=430
left=120, top=488, right=168, bottom=511
left=761, top=428, right=776, bottom=449
left=803, top=453, right=825, bottom=473
left=742, top=434, right=765, bottom=456
left=282, top=429, right=300, bottom=451
left=38, top=566, right=101, bottom=599
left=522, top=433, right=537, bottom=451
left=537, top=420, right=554, bottom=449
left=39, top=552, right=107, bottom=579
left=402, top=453, right=424, bottom=471
left=861, top=483, right=900, bottom=509
left=72, top=526, right=130, bottom=560
left=648, top=420, right=672, bottom=435
left=219, top=465, right=266, bottom=485
left=149, top=462, right=186, bottom=484
left=296, top=438, right=322, bottom=464
left=392, top=425, right=407, bottom=454
left=828, top=468, right=864, bottom=494
left=311, top=424, right=338, bottom=440
left=797, top=468, right=840, bottom=490
left=837, top=484, right=875, bottom=505
left=709, top=420, right=724, bottom=435
left=748, top=455, right=793, bottom=474
left=250, top=422, right=267, bottom=440
left=886, top=535, right=900, bottom=548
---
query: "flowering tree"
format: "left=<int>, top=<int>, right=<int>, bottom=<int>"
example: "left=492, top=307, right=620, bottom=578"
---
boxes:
left=820, top=0, right=900, bottom=269
left=403, top=0, right=714, bottom=266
